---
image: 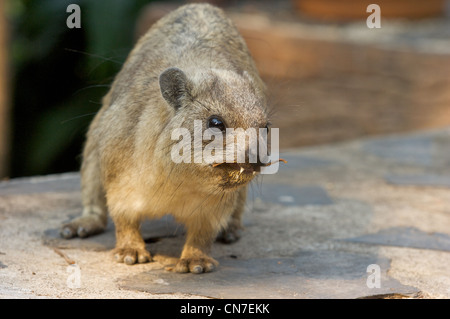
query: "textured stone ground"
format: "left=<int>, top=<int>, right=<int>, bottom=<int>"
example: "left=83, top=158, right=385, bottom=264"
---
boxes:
left=0, top=128, right=449, bottom=298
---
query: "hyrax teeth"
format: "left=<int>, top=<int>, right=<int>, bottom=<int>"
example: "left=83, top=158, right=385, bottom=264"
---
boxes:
left=239, top=167, right=245, bottom=174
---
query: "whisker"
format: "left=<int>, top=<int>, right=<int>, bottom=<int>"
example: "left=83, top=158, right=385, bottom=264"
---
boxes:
left=263, top=158, right=287, bottom=167
left=247, top=182, right=256, bottom=214
left=60, top=112, right=98, bottom=124
left=211, top=158, right=287, bottom=167
left=72, top=84, right=111, bottom=96
left=64, top=48, right=123, bottom=65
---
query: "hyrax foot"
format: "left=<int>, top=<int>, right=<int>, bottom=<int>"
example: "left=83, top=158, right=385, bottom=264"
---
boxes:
left=174, top=256, right=219, bottom=274
left=60, top=214, right=106, bottom=239
left=113, top=247, right=152, bottom=265
left=216, top=228, right=241, bottom=244
left=216, top=224, right=242, bottom=244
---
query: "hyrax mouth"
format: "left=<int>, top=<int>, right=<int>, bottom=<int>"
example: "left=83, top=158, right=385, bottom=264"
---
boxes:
left=211, top=159, right=287, bottom=189
left=211, top=158, right=287, bottom=172
left=213, top=162, right=260, bottom=189
left=221, top=162, right=260, bottom=175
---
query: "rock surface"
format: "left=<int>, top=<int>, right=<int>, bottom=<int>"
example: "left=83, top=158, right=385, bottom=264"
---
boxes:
left=1, top=128, right=449, bottom=298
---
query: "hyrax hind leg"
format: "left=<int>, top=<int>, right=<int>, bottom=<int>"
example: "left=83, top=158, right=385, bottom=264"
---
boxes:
left=216, top=186, right=247, bottom=244
left=60, top=143, right=107, bottom=239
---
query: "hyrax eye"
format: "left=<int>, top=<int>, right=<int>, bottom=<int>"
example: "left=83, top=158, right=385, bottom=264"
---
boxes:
left=207, top=116, right=226, bottom=132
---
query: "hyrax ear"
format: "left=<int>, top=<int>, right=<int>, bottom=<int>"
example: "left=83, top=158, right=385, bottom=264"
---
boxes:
left=159, top=67, right=192, bottom=110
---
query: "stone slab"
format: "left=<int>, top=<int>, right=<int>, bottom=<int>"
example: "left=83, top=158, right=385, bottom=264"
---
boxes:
left=275, top=154, right=339, bottom=171
left=0, top=173, right=80, bottom=195
left=343, top=227, right=450, bottom=252
left=120, top=250, right=419, bottom=299
left=363, top=135, right=433, bottom=166
left=249, top=183, right=333, bottom=206
left=4, top=128, right=450, bottom=298
left=385, top=174, right=450, bottom=188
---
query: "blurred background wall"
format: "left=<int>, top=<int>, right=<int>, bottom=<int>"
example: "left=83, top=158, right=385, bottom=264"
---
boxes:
left=4, top=0, right=151, bottom=178
left=1, top=0, right=450, bottom=178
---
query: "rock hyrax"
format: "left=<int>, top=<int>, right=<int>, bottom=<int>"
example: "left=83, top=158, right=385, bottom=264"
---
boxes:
left=60, top=3, right=270, bottom=273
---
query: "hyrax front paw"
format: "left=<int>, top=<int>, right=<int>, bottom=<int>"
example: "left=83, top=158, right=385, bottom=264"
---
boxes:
left=113, top=247, right=152, bottom=265
left=60, top=215, right=106, bottom=239
left=174, top=256, right=219, bottom=274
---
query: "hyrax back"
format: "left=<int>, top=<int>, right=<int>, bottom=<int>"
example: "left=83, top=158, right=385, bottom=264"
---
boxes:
left=61, top=3, right=269, bottom=273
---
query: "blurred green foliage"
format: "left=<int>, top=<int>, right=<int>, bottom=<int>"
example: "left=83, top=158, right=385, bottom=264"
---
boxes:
left=8, top=0, right=156, bottom=177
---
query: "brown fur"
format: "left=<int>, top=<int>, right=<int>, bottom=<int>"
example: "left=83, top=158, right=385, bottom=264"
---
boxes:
left=60, top=3, right=269, bottom=273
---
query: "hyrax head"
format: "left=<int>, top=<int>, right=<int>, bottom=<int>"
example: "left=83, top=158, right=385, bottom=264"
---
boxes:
left=159, top=67, right=270, bottom=191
